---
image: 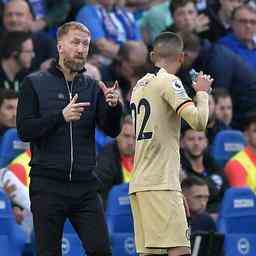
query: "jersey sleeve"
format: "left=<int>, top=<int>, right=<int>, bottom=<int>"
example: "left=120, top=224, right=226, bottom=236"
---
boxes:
left=160, top=76, right=209, bottom=131
left=160, top=76, right=193, bottom=113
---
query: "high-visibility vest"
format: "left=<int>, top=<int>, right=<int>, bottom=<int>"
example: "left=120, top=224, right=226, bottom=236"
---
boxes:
left=233, top=149, right=256, bottom=192
left=8, top=150, right=31, bottom=187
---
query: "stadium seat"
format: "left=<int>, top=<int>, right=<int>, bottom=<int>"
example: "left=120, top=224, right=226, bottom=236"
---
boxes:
left=0, top=128, right=29, bottom=168
left=62, top=234, right=85, bottom=256
left=217, top=188, right=256, bottom=256
left=95, top=127, right=113, bottom=155
left=0, top=189, right=27, bottom=256
left=62, top=220, right=86, bottom=256
left=211, top=130, right=246, bottom=167
left=106, top=183, right=137, bottom=256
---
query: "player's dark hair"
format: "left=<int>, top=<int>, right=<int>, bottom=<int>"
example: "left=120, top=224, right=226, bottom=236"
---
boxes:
left=169, top=0, right=196, bottom=15
left=181, top=176, right=208, bottom=191
left=152, top=32, right=183, bottom=58
left=0, top=88, right=17, bottom=107
left=0, top=31, right=32, bottom=60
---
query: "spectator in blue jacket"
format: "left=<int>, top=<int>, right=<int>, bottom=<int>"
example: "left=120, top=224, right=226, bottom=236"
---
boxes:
left=178, top=31, right=256, bottom=128
left=218, top=2, right=256, bottom=70
left=76, top=0, right=142, bottom=60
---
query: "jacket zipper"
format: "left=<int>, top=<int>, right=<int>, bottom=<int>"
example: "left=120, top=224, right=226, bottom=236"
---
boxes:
left=65, top=79, right=74, bottom=181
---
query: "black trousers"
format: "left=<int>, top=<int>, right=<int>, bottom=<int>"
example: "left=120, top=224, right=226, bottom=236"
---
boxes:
left=29, top=176, right=111, bottom=256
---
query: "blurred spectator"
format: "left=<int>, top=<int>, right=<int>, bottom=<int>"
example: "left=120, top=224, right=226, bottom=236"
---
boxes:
left=95, top=115, right=135, bottom=206
left=2, top=0, right=57, bottom=71
left=0, top=31, right=34, bottom=92
left=180, top=125, right=227, bottom=214
left=1, top=0, right=71, bottom=32
left=224, top=112, right=256, bottom=192
left=206, top=0, right=244, bottom=41
left=206, top=94, right=230, bottom=145
left=218, top=2, right=256, bottom=70
left=164, top=0, right=210, bottom=37
left=213, top=88, right=233, bottom=127
left=0, top=89, right=17, bottom=136
left=84, top=62, right=102, bottom=81
left=182, top=176, right=216, bottom=234
left=76, top=0, right=142, bottom=60
left=178, top=30, right=256, bottom=128
left=125, top=0, right=149, bottom=12
left=101, top=41, right=148, bottom=111
left=139, top=0, right=172, bottom=45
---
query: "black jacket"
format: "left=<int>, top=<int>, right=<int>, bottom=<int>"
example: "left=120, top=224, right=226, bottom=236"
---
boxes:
left=178, top=40, right=256, bottom=127
left=94, top=142, right=123, bottom=206
left=17, top=62, right=123, bottom=182
left=181, top=150, right=228, bottom=213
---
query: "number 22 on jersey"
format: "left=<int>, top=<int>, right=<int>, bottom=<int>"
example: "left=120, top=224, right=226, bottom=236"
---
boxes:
left=130, top=98, right=153, bottom=141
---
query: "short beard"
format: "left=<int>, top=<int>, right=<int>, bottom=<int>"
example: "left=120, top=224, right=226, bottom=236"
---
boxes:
left=63, top=57, right=85, bottom=73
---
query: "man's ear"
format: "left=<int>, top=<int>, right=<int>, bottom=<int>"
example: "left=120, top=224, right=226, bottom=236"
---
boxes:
left=177, top=52, right=184, bottom=65
left=150, top=51, right=156, bottom=64
left=57, top=42, right=63, bottom=54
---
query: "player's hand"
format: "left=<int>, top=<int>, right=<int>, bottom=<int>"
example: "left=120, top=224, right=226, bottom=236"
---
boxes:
left=62, top=94, right=91, bottom=122
left=99, top=81, right=120, bottom=107
left=193, top=71, right=213, bottom=94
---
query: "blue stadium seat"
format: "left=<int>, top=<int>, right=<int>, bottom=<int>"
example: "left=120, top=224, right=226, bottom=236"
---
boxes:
left=62, top=220, right=86, bottom=256
left=62, top=234, right=85, bottom=256
left=211, top=130, right=246, bottom=167
left=217, top=188, right=256, bottom=256
left=95, top=128, right=113, bottom=155
left=0, top=128, right=29, bottom=167
left=225, top=234, right=256, bottom=256
left=106, top=183, right=137, bottom=256
left=0, top=189, right=27, bottom=256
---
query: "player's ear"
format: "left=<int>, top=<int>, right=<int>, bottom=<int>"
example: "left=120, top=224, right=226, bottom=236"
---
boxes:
left=176, top=52, right=184, bottom=65
left=150, top=51, right=156, bottom=64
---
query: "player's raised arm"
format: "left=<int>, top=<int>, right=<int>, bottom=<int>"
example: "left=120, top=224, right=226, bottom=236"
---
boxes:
left=178, top=71, right=213, bottom=131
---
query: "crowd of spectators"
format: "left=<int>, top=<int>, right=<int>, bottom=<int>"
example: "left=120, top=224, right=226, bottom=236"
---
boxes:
left=0, top=0, right=256, bottom=253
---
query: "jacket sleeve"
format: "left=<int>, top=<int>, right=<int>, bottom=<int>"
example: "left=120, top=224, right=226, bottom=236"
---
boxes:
left=16, top=76, right=66, bottom=142
left=96, top=87, right=123, bottom=138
